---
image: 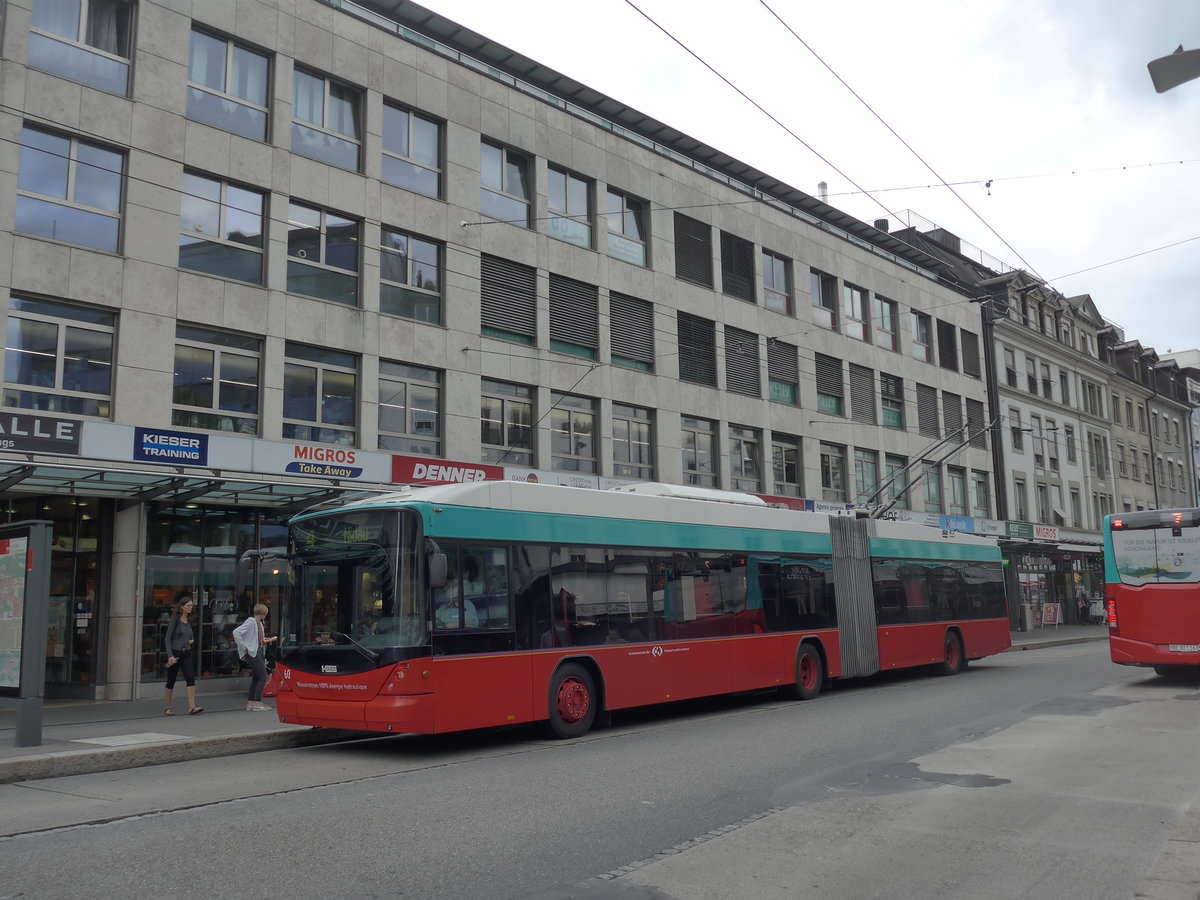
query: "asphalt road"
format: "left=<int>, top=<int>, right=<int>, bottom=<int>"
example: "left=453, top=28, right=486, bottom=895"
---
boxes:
left=2, top=641, right=1197, bottom=900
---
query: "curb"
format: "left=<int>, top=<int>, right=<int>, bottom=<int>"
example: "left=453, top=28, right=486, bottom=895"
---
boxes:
left=1006, top=635, right=1109, bottom=652
left=0, top=727, right=364, bottom=785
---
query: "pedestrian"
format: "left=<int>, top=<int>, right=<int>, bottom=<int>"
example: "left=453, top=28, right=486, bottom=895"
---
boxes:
left=164, top=596, right=203, bottom=715
left=233, top=603, right=278, bottom=711
left=1077, top=595, right=1088, bottom=625
left=1089, top=596, right=1105, bottom=625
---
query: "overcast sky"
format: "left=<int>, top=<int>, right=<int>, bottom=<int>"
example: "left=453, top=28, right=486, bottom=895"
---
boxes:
left=423, top=0, right=1200, bottom=354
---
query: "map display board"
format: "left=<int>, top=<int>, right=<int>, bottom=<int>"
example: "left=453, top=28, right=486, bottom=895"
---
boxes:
left=0, top=536, right=30, bottom=690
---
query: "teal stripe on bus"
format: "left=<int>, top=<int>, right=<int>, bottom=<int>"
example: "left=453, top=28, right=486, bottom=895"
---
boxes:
left=419, top=504, right=833, bottom=554
left=869, top=537, right=1001, bottom=563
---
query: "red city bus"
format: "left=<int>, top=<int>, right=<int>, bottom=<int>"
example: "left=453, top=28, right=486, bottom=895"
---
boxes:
left=1104, top=509, right=1200, bottom=675
left=264, top=482, right=1010, bottom=738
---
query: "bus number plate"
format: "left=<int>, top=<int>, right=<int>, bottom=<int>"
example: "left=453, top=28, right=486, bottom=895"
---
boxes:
left=1167, top=644, right=1200, bottom=653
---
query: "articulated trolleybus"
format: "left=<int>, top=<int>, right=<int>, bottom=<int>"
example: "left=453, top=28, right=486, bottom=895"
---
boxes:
left=1104, top=508, right=1200, bottom=675
left=267, top=481, right=1010, bottom=738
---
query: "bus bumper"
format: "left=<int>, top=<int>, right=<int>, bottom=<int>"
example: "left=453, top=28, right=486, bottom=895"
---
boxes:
left=277, top=693, right=434, bottom=734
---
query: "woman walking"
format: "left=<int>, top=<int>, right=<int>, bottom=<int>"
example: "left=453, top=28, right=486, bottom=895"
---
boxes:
left=164, top=597, right=203, bottom=715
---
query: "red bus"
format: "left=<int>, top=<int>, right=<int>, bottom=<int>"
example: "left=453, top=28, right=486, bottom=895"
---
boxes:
left=265, top=481, right=1010, bottom=737
left=1104, top=509, right=1200, bottom=675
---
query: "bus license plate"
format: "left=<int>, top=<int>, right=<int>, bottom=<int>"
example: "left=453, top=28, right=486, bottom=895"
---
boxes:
left=1168, top=644, right=1200, bottom=653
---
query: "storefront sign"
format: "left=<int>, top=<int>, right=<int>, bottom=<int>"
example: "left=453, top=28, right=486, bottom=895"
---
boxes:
left=1007, top=522, right=1035, bottom=539
left=0, top=413, right=81, bottom=455
left=252, top=442, right=391, bottom=481
left=392, top=455, right=503, bottom=486
left=939, top=515, right=975, bottom=534
left=133, top=427, right=208, bottom=466
left=1034, top=524, right=1059, bottom=540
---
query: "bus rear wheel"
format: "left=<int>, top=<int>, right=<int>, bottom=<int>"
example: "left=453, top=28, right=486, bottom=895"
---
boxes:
left=940, top=632, right=965, bottom=676
left=787, top=643, right=823, bottom=701
left=547, top=662, right=597, bottom=739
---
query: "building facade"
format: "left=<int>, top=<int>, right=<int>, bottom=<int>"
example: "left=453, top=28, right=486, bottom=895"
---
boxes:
left=0, top=0, right=1192, bottom=699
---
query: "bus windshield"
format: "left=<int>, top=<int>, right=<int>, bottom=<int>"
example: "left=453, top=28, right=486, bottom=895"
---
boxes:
left=1110, top=511, right=1200, bottom=587
left=283, top=509, right=424, bottom=661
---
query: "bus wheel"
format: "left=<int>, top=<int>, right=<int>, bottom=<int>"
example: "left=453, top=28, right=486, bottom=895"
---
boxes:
left=547, top=663, right=597, bottom=739
left=788, top=643, right=823, bottom=701
left=940, top=632, right=965, bottom=676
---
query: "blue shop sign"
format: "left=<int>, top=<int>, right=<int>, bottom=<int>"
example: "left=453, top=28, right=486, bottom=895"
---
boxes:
left=134, top=427, right=208, bottom=466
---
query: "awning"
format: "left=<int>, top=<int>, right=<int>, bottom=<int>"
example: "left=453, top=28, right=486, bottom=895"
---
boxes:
left=0, top=460, right=388, bottom=514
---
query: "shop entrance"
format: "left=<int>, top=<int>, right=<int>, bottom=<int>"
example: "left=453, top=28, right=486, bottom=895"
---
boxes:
left=2, top=495, right=107, bottom=699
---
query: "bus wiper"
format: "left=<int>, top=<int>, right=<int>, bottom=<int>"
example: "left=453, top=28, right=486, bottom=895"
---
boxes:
left=335, top=632, right=379, bottom=662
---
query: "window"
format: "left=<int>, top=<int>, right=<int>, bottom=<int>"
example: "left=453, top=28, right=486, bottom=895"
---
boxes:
left=179, top=172, right=264, bottom=283
left=547, top=166, right=592, bottom=248
left=810, top=269, right=838, bottom=330
left=720, top=231, right=755, bottom=301
left=881, top=374, right=904, bottom=429
left=961, top=330, right=980, bottom=378
left=971, top=470, right=990, bottom=518
left=1036, top=483, right=1050, bottom=524
left=849, top=364, right=876, bottom=425
left=854, top=448, right=879, bottom=505
left=724, top=326, right=760, bottom=397
left=480, top=255, right=536, bottom=345
left=936, top=320, right=958, bottom=371
left=767, top=339, right=799, bottom=405
left=1041, top=363, right=1052, bottom=398
left=1004, top=348, right=1018, bottom=387
left=28, top=0, right=132, bottom=95
left=610, top=292, right=654, bottom=372
left=612, top=404, right=653, bottom=480
left=842, top=284, right=869, bottom=341
left=187, top=29, right=269, bottom=140
left=966, top=399, right=986, bottom=449
left=172, top=325, right=259, bottom=434
left=1116, top=442, right=1126, bottom=477
left=1064, top=424, right=1076, bottom=463
left=815, top=354, right=844, bottom=416
left=943, top=392, right=962, bottom=439
left=4, top=295, right=113, bottom=416
left=549, top=274, right=599, bottom=360
left=1060, top=371, right=1070, bottom=406
left=480, top=140, right=531, bottom=227
left=16, top=126, right=123, bottom=252
left=378, top=362, right=440, bottom=455
left=481, top=380, right=533, bottom=466
left=916, top=383, right=939, bottom=438
left=382, top=103, right=441, bottom=198
left=682, top=416, right=717, bottom=487
left=771, top=434, right=801, bottom=497
left=762, top=251, right=791, bottom=314
left=282, top=343, right=357, bottom=444
left=1031, top=414, right=1044, bottom=468
left=1046, top=418, right=1059, bottom=470
left=1027, top=358, right=1038, bottom=394
left=874, top=296, right=898, bottom=351
left=1070, top=488, right=1081, bottom=527
left=947, top=466, right=967, bottom=516
left=605, top=188, right=648, bottom=266
left=1010, top=408, right=1023, bottom=451
left=910, top=311, right=932, bottom=362
left=1131, top=446, right=1140, bottom=479
left=674, top=213, right=713, bottom=287
left=678, top=313, right=717, bottom=387
left=820, top=442, right=848, bottom=502
left=1111, top=392, right=1121, bottom=423
left=729, top=425, right=762, bottom=492
left=292, top=69, right=361, bottom=171
left=884, top=454, right=908, bottom=510
left=921, top=461, right=942, bottom=513
left=551, top=393, right=596, bottom=473
left=380, top=228, right=441, bottom=323
left=286, top=202, right=359, bottom=304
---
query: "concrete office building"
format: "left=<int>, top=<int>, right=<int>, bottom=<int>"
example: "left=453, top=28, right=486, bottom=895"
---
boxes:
left=2, top=0, right=1016, bottom=699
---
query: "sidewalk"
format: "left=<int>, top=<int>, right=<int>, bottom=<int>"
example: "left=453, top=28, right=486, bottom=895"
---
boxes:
left=0, top=625, right=1108, bottom=783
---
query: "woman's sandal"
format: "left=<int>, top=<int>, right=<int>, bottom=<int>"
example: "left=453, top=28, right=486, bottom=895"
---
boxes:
left=163, top=709, right=174, bottom=716
left=188, top=707, right=204, bottom=715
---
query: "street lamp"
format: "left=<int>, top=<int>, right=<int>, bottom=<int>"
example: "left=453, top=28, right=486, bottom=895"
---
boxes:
left=1148, top=45, right=1200, bottom=93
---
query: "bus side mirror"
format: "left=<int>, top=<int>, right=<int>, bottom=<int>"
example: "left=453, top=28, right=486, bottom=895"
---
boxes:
left=428, top=553, right=447, bottom=589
